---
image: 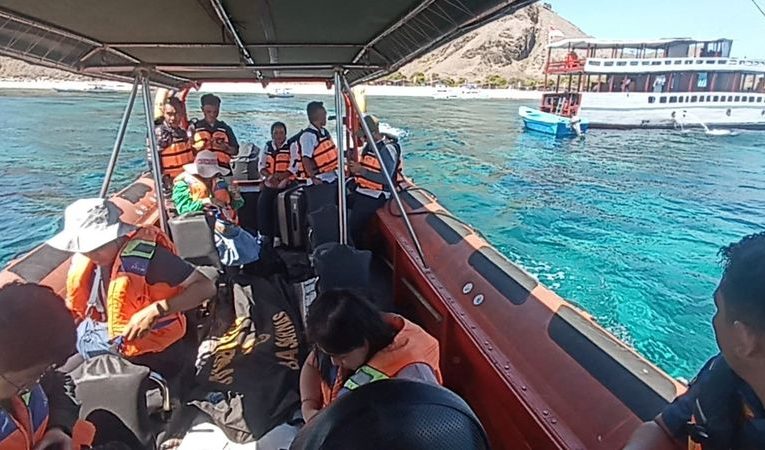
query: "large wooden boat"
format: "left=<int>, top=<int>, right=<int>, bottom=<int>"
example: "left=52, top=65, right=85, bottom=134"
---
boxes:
left=542, top=38, right=765, bottom=129
left=0, top=1, right=686, bottom=448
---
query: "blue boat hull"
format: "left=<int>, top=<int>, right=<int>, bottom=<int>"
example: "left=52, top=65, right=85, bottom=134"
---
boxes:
left=519, top=106, right=589, bottom=138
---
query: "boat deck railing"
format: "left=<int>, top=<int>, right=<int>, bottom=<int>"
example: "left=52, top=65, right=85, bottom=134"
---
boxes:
left=545, top=58, right=585, bottom=75
left=585, top=57, right=765, bottom=74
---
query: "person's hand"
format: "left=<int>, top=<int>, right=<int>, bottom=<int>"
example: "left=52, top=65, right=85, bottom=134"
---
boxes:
left=347, top=160, right=364, bottom=175
left=277, top=178, right=290, bottom=189
left=33, top=427, right=71, bottom=450
left=124, top=304, right=161, bottom=341
left=311, top=177, right=324, bottom=185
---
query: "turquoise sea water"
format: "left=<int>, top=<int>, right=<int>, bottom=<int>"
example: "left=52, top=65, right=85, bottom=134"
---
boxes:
left=1, top=89, right=763, bottom=380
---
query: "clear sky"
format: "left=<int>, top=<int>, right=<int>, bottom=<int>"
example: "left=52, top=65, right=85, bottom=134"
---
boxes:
left=546, top=0, right=765, bottom=58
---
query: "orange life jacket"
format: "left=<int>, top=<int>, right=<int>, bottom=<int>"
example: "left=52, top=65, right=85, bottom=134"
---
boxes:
left=157, top=125, right=195, bottom=178
left=264, top=140, right=295, bottom=179
left=192, top=121, right=233, bottom=170
left=300, top=128, right=338, bottom=175
left=174, top=172, right=238, bottom=223
left=355, top=139, right=401, bottom=192
left=0, top=384, right=49, bottom=450
left=65, top=226, right=187, bottom=357
left=319, top=314, right=442, bottom=407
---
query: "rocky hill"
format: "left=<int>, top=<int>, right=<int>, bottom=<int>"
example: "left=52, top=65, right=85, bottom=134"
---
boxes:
left=0, top=56, right=89, bottom=80
left=395, top=3, right=589, bottom=85
left=0, top=3, right=586, bottom=85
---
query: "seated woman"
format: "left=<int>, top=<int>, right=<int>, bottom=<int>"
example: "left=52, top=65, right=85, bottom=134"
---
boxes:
left=172, top=150, right=243, bottom=221
left=173, top=150, right=259, bottom=266
left=299, top=289, right=442, bottom=422
left=256, top=121, right=299, bottom=245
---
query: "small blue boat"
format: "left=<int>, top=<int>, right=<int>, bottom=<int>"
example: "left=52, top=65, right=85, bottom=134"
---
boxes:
left=519, top=106, right=589, bottom=138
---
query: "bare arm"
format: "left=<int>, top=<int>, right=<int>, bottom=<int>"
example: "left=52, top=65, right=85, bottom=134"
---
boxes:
left=301, top=156, right=318, bottom=177
left=123, top=268, right=216, bottom=341
left=623, top=416, right=681, bottom=450
left=299, top=133, right=322, bottom=183
left=159, top=268, right=217, bottom=315
left=300, top=351, right=324, bottom=422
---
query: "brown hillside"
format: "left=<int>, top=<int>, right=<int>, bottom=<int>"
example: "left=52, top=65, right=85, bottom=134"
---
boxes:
left=0, top=57, right=90, bottom=80
left=397, top=3, right=589, bottom=83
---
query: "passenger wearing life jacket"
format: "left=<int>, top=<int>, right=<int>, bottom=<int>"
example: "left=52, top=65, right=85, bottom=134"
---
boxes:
left=296, top=101, right=339, bottom=212
left=48, top=198, right=216, bottom=382
left=172, top=150, right=244, bottom=223
left=347, top=115, right=401, bottom=246
left=300, top=289, right=442, bottom=422
left=191, top=94, right=239, bottom=174
left=256, top=122, right=299, bottom=244
left=624, top=232, right=765, bottom=450
left=154, top=97, right=195, bottom=185
left=173, top=151, right=261, bottom=267
left=0, top=282, right=95, bottom=450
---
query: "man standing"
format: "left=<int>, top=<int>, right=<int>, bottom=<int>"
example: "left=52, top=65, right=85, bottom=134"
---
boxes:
left=296, top=101, right=339, bottom=212
left=347, top=115, right=400, bottom=246
left=154, top=97, right=195, bottom=185
left=191, top=94, right=239, bottom=174
left=624, top=232, right=765, bottom=449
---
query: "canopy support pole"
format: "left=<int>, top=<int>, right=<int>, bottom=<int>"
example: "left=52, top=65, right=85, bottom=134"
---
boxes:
left=99, top=76, right=139, bottom=198
left=140, top=72, right=169, bottom=234
left=340, top=76, right=427, bottom=268
left=333, top=70, right=348, bottom=245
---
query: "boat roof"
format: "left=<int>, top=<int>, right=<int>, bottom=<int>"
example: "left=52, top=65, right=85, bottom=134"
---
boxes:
left=548, top=37, right=732, bottom=50
left=0, top=0, right=533, bottom=88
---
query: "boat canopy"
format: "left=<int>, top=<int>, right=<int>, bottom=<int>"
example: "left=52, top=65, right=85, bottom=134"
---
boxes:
left=548, top=37, right=732, bottom=50
left=0, top=0, right=533, bottom=87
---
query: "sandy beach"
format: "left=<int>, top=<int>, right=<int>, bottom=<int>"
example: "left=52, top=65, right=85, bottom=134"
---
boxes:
left=0, top=79, right=542, bottom=100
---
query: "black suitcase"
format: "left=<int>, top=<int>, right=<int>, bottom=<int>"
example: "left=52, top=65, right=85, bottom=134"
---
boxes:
left=277, top=185, right=307, bottom=249
left=307, top=204, right=340, bottom=251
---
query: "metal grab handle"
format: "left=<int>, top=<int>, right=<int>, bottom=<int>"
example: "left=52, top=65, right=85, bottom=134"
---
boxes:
left=340, top=76, right=427, bottom=268
left=100, top=76, right=139, bottom=198
left=148, top=371, right=172, bottom=412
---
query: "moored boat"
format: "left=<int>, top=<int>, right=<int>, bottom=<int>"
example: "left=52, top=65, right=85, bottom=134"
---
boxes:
left=54, top=83, right=122, bottom=93
left=543, top=38, right=765, bottom=129
left=0, top=1, right=686, bottom=449
left=267, top=87, right=294, bottom=98
left=519, top=105, right=589, bottom=137
left=432, top=84, right=458, bottom=99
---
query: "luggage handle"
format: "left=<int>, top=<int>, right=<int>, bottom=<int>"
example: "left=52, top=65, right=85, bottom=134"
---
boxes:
left=148, top=371, right=171, bottom=412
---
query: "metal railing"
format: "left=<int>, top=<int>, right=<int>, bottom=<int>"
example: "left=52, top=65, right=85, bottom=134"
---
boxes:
left=340, top=76, right=428, bottom=268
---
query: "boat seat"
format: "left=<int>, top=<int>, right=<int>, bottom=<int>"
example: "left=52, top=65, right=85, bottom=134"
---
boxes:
left=168, top=212, right=222, bottom=270
left=290, top=379, right=490, bottom=450
left=312, top=243, right=371, bottom=293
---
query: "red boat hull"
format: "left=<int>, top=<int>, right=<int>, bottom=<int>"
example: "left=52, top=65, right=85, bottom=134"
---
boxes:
left=0, top=176, right=684, bottom=449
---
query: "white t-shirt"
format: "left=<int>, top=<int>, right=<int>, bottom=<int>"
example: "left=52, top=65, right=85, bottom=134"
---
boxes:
left=299, top=124, right=338, bottom=184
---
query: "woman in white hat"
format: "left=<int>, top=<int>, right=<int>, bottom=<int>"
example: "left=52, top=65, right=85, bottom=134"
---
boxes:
left=171, top=150, right=243, bottom=222
left=172, top=150, right=262, bottom=267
